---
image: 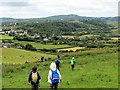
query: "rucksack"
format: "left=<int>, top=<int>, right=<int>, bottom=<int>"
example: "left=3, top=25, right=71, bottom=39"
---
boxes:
left=32, top=72, right=38, bottom=83
left=51, top=69, right=60, bottom=84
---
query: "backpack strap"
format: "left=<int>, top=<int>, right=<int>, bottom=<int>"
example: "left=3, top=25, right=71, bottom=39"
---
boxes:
left=51, top=69, right=57, bottom=74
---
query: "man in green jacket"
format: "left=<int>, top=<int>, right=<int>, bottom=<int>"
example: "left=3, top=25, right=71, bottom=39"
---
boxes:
left=69, top=56, right=76, bottom=71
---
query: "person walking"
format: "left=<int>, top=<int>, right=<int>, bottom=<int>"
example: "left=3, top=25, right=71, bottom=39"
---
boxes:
left=48, top=62, right=61, bottom=90
left=69, top=56, right=76, bottom=71
left=55, top=55, right=60, bottom=70
left=28, top=66, right=41, bottom=90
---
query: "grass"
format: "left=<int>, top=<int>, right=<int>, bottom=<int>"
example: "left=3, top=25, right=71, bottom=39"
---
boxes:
left=2, top=48, right=56, bottom=64
left=62, top=35, right=74, bottom=39
left=111, top=29, right=118, bottom=36
left=14, top=41, right=71, bottom=49
left=79, top=34, right=99, bottom=39
left=107, top=21, right=118, bottom=27
left=2, top=47, right=118, bottom=88
left=0, top=35, right=13, bottom=40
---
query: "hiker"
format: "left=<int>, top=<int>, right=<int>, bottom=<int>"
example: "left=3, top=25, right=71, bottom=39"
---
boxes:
left=43, top=57, right=46, bottom=62
left=41, top=56, right=44, bottom=62
left=48, top=62, right=61, bottom=90
left=41, top=56, right=46, bottom=62
left=55, top=55, right=60, bottom=70
left=69, top=56, right=76, bottom=71
left=28, top=66, right=41, bottom=90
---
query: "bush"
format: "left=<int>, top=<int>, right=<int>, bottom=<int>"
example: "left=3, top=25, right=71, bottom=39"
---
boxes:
left=21, top=66, right=26, bottom=69
left=25, top=44, right=36, bottom=51
left=69, top=50, right=74, bottom=52
left=48, top=58, right=51, bottom=60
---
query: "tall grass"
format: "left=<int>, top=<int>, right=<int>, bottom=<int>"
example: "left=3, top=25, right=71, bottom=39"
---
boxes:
left=2, top=47, right=118, bottom=88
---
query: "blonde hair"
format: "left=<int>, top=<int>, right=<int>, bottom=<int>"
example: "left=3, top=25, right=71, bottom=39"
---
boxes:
left=50, top=62, right=56, bottom=70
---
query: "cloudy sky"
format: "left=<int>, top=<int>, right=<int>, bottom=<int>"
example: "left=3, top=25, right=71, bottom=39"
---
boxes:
left=0, top=0, right=119, bottom=18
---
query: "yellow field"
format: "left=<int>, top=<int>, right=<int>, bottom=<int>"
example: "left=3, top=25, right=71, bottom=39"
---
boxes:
left=57, top=47, right=85, bottom=52
left=111, top=37, right=119, bottom=41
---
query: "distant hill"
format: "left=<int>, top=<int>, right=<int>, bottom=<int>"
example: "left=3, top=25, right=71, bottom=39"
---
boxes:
left=1, top=17, right=18, bottom=22
left=1, top=14, right=118, bottom=23
left=42, top=14, right=92, bottom=21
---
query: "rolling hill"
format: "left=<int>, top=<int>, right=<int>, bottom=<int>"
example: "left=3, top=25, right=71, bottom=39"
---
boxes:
left=1, top=14, right=118, bottom=23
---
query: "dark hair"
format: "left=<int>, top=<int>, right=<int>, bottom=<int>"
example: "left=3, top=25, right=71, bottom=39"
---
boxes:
left=32, top=66, right=37, bottom=72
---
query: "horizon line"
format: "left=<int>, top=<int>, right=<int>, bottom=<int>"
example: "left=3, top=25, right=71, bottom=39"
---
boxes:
left=0, top=14, right=118, bottom=19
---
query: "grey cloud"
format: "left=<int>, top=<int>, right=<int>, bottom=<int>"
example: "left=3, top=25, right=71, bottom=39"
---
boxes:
left=0, top=0, right=118, bottom=18
left=0, top=1, right=30, bottom=7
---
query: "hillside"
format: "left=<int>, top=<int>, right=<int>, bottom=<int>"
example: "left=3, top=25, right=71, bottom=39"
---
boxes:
left=2, top=48, right=56, bottom=64
left=2, top=47, right=118, bottom=88
left=1, top=14, right=118, bottom=23
left=11, top=20, right=114, bottom=36
left=1, top=14, right=118, bottom=89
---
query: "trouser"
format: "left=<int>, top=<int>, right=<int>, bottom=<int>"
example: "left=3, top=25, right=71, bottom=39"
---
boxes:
left=71, top=64, right=74, bottom=71
left=57, top=66, right=60, bottom=71
left=31, top=83, right=39, bottom=90
left=50, top=83, right=58, bottom=90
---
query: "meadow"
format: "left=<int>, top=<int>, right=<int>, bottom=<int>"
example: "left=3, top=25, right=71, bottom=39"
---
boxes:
left=2, top=48, right=56, bottom=64
left=15, top=41, right=71, bottom=49
left=107, top=21, right=118, bottom=27
left=0, top=35, right=13, bottom=40
left=2, top=47, right=118, bottom=88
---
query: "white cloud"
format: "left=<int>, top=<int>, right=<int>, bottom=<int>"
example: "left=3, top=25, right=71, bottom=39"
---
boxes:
left=0, top=0, right=119, bottom=18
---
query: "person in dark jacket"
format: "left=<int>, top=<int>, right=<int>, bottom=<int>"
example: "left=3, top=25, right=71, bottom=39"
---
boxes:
left=55, top=55, right=60, bottom=71
left=28, top=66, right=41, bottom=90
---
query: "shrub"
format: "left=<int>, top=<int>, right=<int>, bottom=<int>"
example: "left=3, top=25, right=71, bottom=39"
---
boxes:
left=69, top=50, right=74, bottom=52
left=48, top=58, right=51, bottom=60
left=21, top=66, right=26, bottom=69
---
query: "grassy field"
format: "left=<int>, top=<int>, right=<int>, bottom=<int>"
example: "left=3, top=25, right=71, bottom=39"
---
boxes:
left=107, top=21, right=118, bottom=27
left=2, top=47, right=118, bottom=88
left=62, top=35, right=74, bottom=39
left=15, top=41, right=71, bottom=49
left=2, top=48, right=56, bottom=64
left=0, top=35, right=13, bottom=39
left=111, top=29, right=118, bottom=36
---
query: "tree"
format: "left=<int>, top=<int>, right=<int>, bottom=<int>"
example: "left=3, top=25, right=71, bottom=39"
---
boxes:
left=25, top=44, right=36, bottom=51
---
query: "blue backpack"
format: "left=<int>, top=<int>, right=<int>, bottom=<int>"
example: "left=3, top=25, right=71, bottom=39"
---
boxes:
left=51, top=69, right=60, bottom=84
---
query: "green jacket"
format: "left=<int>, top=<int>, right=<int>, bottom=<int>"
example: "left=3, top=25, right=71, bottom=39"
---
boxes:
left=70, top=59, right=76, bottom=65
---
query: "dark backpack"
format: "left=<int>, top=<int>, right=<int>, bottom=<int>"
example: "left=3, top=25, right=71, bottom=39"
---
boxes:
left=51, top=69, right=60, bottom=84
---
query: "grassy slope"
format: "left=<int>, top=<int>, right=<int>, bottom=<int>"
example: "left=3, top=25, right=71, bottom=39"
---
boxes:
left=2, top=48, right=56, bottom=64
left=15, top=41, right=71, bottom=49
left=2, top=47, right=118, bottom=88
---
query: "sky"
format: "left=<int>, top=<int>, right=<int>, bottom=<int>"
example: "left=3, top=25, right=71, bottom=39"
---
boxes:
left=0, top=0, right=119, bottom=18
